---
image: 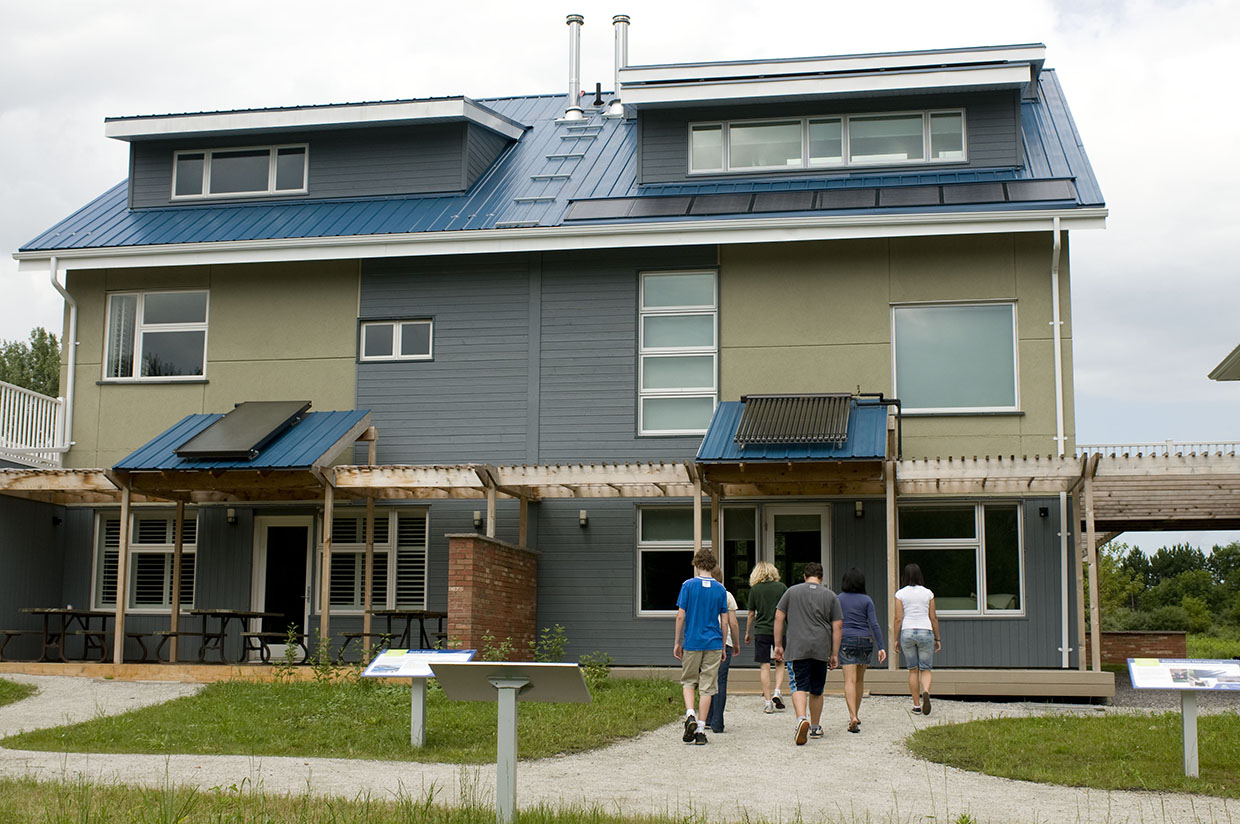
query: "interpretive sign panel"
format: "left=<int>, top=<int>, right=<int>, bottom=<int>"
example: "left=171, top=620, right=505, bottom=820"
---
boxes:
left=361, top=648, right=475, bottom=678
left=1128, top=658, right=1240, bottom=691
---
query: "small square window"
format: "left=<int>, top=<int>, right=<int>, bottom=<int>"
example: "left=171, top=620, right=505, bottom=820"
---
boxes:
left=360, top=320, right=433, bottom=362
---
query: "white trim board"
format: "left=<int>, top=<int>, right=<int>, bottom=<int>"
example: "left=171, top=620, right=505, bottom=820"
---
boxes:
left=16, top=208, right=1107, bottom=273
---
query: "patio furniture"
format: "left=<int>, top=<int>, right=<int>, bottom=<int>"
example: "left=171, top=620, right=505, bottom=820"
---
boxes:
left=240, top=630, right=309, bottom=664
left=367, top=609, right=448, bottom=650
left=0, top=629, right=28, bottom=661
left=189, top=609, right=281, bottom=664
left=19, top=608, right=114, bottom=662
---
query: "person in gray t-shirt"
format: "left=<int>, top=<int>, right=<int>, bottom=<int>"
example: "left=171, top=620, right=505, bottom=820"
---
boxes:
left=773, top=563, right=843, bottom=744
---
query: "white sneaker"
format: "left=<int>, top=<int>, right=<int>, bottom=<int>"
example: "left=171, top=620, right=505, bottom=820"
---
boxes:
left=763, top=700, right=775, bottom=714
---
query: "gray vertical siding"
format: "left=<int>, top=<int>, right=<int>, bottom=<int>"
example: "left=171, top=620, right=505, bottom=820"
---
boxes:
left=831, top=498, right=891, bottom=643
left=639, top=91, right=1020, bottom=184
left=129, top=123, right=511, bottom=208
left=0, top=497, right=67, bottom=659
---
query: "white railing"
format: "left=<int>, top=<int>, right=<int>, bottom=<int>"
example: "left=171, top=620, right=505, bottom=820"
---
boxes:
left=0, top=380, right=64, bottom=468
left=1076, top=439, right=1240, bottom=458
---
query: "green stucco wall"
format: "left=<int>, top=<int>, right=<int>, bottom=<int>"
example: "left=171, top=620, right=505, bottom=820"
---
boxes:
left=719, top=232, right=1075, bottom=459
left=62, top=260, right=360, bottom=468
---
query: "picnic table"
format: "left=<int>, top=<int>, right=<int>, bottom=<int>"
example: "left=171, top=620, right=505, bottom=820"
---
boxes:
left=188, top=608, right=281, bottom=663
left=19, top=607, right=115, bottom=662
left=368, top=609, right=447, bottom=650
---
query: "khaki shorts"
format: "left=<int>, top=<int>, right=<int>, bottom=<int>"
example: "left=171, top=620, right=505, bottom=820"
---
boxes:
left=680, top=648, right=723, bottom=695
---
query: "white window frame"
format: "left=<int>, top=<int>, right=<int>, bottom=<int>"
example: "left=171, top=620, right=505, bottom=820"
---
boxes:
left=638, top=270, right=718, bottom=436
left=896, top=502, right=1025, bottom=617
left=891, top=300, right=1020, bottom=415
left=687, top=108, right=966, bottom=175
left=635, top=506, right=713, bottom=617
left=359, top=319, right=434, bottom=362
left=92, top=510, right=198, bottom=614
left=316, top=509, right=429, bottom=614
left=172, top=143, right=309, bottom=199
left=102, top=289, right=209, bottom=382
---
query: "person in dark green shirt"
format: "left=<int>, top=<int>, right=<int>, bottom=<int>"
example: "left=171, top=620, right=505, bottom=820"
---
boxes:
left=745, top=561, right=788, bottom=713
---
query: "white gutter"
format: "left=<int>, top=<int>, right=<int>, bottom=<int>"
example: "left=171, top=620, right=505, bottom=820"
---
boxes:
left=16, top=208, right=1108, bottom=273
left=48, top=255, right=76, bottom=455
left=1048, top=216, right=1070, bottom=668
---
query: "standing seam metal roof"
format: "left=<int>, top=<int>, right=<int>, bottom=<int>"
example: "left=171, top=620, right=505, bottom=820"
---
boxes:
left=21, top=73, right=1101, bottom=253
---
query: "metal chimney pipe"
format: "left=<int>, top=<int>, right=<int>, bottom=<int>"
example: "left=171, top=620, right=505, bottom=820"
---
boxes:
left=608, top=14, right=630, bottom=116
left=564, top=14, right=585, bottom=120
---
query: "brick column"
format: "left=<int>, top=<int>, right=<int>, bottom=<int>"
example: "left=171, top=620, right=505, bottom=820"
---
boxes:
left=446, top=534, right=539, bottom=659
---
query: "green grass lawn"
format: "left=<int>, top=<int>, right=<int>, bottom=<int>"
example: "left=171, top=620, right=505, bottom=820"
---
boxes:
left=0, top=677, right=35, bottom=709
left=908, top=711, right=1240, bottom=798
left=2, top=677, right=680, bottom=763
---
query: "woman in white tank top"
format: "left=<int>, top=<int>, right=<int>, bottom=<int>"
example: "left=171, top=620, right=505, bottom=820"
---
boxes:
left=894, top=563, right=941, bottom=715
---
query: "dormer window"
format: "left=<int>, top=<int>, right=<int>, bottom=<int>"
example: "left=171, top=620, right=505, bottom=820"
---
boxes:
left=172, top=145, right=308, bottom=198
left=688, top=109, right=965, bottom=174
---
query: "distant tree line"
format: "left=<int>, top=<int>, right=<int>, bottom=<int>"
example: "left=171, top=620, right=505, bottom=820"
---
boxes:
left=0, top=327, right=60, bottom=397
left=1099, top=541, right=1240, bottom=636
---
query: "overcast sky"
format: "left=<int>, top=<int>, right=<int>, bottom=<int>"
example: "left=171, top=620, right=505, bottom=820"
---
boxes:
left=2, top=0, right=1236, bottom=552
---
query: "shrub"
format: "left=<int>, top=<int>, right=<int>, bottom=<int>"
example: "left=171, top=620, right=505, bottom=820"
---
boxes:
left=1180, top=596, right=1213, bottom=634
left=578, top=651, right=613, bottom=690
left=1146, top=605, right=1191, bottom=632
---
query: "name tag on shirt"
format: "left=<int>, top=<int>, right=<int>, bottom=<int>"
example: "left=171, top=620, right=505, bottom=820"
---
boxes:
left=701, top=579, right=711, bottom=588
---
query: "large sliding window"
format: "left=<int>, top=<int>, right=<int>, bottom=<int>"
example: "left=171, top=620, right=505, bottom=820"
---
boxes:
left=104, top=290, right=208, bottom=380
left=638, top=271, right=717, bottom=435
left=320, top=510, right=428, bottom=612
left=94, top=512, right=197, bottom=612
left=689, top=109, right=965, bottom=174
left=892, top=302, right=1018, bottom=413
left=897, top=503, right=1023, bottom=615
left=173, top=145, right=308, bottom=198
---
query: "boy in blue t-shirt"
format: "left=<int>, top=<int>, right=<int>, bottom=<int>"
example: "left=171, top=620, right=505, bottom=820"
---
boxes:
left=673, top=548, right=728, bottom=745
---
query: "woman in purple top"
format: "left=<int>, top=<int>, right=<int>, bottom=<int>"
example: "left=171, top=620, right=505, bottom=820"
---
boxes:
left=837, top=567, right=887, bottom=733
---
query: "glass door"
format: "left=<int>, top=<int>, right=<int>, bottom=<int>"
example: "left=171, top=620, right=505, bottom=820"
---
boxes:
left=763, top=505, right=831, bottom=588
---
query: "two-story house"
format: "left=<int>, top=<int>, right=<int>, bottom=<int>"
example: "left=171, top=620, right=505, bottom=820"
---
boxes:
left=1, top=21, right=1108, bottom=686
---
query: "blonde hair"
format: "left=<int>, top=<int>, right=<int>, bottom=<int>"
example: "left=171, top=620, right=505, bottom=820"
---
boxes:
left=749, top=561, right=780, bottom=587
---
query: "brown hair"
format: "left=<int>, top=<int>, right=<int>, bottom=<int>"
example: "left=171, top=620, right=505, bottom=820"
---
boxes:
left=692, top=548, right=717, bottom=571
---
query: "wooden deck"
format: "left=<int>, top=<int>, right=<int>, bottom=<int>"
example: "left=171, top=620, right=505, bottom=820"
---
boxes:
left=615, top=667, right=1116, bottom=699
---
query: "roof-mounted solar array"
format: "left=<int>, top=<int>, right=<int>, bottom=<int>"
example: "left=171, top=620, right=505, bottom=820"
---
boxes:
left=565, top=179, right=1078, bottom=222
left=735, top=394, right=853, bottom=448
left=174, top=400, right=312, bottom=460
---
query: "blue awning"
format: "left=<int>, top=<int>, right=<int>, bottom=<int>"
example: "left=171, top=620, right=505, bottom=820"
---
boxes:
left=696, top=398, right=888, bottom=463
left=114, top=408, right=371, bottom=472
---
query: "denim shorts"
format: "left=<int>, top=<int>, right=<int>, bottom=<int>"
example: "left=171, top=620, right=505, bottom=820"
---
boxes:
left=838, top=635, right=874, bottom=667
left=791, top=658, right=828, bottom=696
left=899, top=629, right=935, bottom=670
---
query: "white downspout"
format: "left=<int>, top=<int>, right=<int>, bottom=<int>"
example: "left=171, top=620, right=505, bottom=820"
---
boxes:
left=1049, top=217, right=1070, bottom=667
left=48, top=255, right=77, bottom=455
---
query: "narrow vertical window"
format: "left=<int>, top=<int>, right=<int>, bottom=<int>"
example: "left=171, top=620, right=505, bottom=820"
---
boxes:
left=639, top=271, right=717, bottom=435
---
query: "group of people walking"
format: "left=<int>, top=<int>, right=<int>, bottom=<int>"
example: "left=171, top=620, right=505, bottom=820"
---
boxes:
left=673, top=549, right=941, bottom=745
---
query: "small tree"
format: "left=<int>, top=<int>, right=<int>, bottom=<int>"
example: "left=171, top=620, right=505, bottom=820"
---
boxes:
left=0, top=327, right=60, bottom=396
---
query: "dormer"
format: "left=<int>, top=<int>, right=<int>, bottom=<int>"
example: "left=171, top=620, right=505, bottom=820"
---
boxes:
left=619, top=44, right=1044, bottom=185
left=105, top=97, right=528, bottom=209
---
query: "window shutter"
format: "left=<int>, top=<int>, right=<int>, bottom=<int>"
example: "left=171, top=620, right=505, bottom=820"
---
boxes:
left=99, top=518, right=120, bottom=606
left=395, top=513, right=428, bottom=609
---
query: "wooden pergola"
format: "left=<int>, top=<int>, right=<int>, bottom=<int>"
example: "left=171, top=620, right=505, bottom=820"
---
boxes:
left=4, top=447, right=1239, bottom=672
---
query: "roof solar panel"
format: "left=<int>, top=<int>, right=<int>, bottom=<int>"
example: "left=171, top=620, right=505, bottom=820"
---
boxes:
left=752, top=191, right=816, bottom=213
left=941, top=182, right=1006, bottom=205
left=175, top=400, right=312, bottom=460
left=878, top=186, right=941, bottom=207
left=564, top=199, right=634, bottom=220
left=817, top=189, right=877, bottom=210
left=690, top=194, right=753, bottom=216
left=735, top=394, right=853, bottom=447
left=628, top=197, right=691, bottom=217
left=1006, top=180, right=1077, bottom=202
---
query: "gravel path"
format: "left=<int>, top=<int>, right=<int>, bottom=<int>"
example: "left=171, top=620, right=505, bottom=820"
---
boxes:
left=0, top=674, right=1236, bottom=824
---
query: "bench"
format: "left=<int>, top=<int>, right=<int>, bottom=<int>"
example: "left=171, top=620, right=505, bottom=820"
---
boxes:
left=241, top=631, right=309, bottom=664
left=152, top=630, right=206, bottom=662
left=0, top=630, right=28, bottom=662
left=71, top=629, right=110, bottom=662
left=337, top=631, right=394, bottom=663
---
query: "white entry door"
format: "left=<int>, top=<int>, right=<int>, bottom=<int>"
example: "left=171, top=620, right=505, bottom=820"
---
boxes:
left=763, top=505, right=831, bottom=590
left=250, top=515, right=313, bottom=661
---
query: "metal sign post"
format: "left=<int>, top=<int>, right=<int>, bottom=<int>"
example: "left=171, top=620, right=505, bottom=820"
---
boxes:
left=1128, top=657, right=1240, bottom=778
left=1181, top=690, right=1198, bottom=777
left=362, top=648, right=476, bottom=747
left=431, top=661, right=592, bottom=824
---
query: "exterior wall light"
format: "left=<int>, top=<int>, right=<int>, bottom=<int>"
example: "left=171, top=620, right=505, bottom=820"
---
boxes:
left=579, top=509, right=589, bottom=528
left=854, top=501, right=864, bottom=518
left=473, top=510, right=484, bottom=530
left=226, top=507, right=237, bottom=524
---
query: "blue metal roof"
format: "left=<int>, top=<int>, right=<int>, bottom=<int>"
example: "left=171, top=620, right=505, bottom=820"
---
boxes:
left=696, top=399, right=888, bottom=462
left=21, top=71, right=1102, bottom=253
left=114, top=409, right=370, bottom=471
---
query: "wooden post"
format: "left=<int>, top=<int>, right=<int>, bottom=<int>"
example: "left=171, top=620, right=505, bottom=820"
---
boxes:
left=363, top=437, right=377, bottom=650
left=1084, top=475, right=1102, bottom=672
left=169, top=499, right=184, bottom=663
left=886, top=458, right=898, bottom=670
left=518, top=497, right=528, bottom=548
left=710, top=490, right=720, bottom=556
left=486, top=485, right=497, bottom=539
left=320, top=482, right=334, bottom=650
left=692, top=477, right=702, bottom=554
left=1072, top=488, right=1087, bottom=671
left=112, top=485, right=131, bottom=665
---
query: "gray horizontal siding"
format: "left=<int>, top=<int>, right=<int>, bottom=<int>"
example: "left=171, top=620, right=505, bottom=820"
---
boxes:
left=465, top=124, right=512, bottom=186
left=129, top=123, right=493, bottom=208
left=640, top=91, right=1019, bottom=184
left=0, top=497, right=67, bottom=659
left=359, top=254, right=532, bottom=464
